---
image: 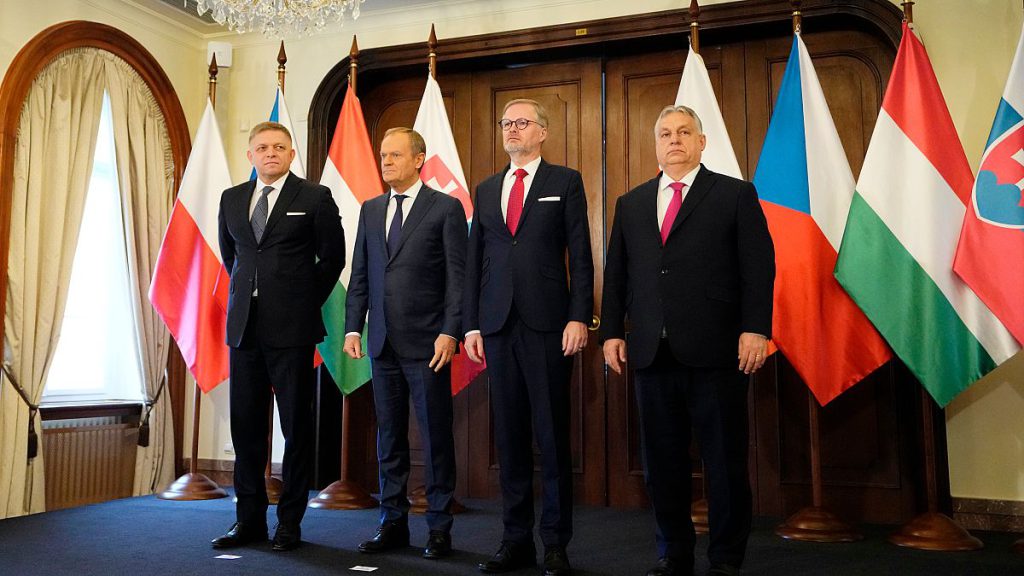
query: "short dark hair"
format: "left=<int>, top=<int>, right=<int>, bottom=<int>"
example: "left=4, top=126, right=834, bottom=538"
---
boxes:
left=248, top=121, right=292, bottom=143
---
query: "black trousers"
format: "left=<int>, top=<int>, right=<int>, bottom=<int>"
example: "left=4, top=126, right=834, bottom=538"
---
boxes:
left=634, top=339, right=751, bottom=569
left=484, top=307, right=573, bottom=548
left=371, top=339, right=456, bottom=533
left=229, top=299, right=315, bottom=528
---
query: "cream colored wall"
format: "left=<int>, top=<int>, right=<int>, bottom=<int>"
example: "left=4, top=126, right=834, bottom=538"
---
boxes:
left=6, top=0, right=1020, bottom=499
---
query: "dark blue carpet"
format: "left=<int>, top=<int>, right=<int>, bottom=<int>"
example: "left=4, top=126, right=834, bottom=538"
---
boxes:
left=0, top=493, right=1020, bottom=575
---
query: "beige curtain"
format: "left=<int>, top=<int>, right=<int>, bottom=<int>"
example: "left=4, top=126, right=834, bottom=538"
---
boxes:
left=0, top=49, right=107, bottom=518
left=101, top=54, right=175, bottom=496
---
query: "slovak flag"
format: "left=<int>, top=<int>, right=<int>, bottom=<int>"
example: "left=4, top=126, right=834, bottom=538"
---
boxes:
left=953, top=23, right=1024, bottom=345
left=753, top=34, right=891, bottom=405
left=149, top=100, right=233, bottom=392
left=251, top=86, right=306, bottom=179
left=413, top=74, right=483, bottom=395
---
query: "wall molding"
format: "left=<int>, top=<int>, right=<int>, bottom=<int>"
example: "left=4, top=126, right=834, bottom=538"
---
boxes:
left=954, top=497, right=1024, bottom=532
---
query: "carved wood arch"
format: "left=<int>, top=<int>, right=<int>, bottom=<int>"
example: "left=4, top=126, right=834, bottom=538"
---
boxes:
left=0, top=20, right=191, bottom=471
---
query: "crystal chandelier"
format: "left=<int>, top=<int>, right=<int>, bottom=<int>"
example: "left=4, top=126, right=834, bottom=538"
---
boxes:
left=194, top=0, right=365, bottom=36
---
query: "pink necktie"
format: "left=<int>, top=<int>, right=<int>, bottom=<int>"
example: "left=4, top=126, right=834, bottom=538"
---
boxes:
left=506, top=168, right=528, bottom=235
left=661, top=181, right=685, bottom=245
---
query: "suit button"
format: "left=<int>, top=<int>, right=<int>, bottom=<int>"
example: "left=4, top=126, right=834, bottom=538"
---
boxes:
left=512, top=240, right=518, bottom=246
left=257, top=249, right=263, bottom=253
left=661, top=269, right=668, bottom=275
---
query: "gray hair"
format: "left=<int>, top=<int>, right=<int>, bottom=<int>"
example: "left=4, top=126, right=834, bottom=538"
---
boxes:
left=654, top=105, right=704, bottom=136
left=502, top=98, right=549, bottom=128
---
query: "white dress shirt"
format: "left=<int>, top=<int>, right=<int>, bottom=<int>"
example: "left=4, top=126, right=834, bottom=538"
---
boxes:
left=385, top=180, right=423, bottom=239
left=249, top=173, right=289, bottom=220
left=657, top=165, right=700, bottom=229
left=500, top=155, right=543, bottom=223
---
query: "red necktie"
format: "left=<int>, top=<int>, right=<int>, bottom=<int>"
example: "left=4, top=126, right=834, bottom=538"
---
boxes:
left=661, top=181, right=685, bottom=245
left=506, top=168, right=528, bottom=235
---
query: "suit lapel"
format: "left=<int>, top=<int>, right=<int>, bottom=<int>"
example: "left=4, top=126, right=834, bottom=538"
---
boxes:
left=489, top=166, right=512, bottom=238
left=390, top=187, right=438, bottom=261
left=368, top=194, right=389, bottom=262
left=639, top=176, right=661, bottom=244
left=666, top=165, right=713, bottom=242
left=239, top=181, right=259, bottom=244
left=260, top=172, right=299, bottom=243
left=514, top=159, right=548, bottom=234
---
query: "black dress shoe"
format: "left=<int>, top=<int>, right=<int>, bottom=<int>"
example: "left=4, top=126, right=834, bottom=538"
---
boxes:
left=211, top=521, right=268, bottom=549
left=645, top=557, right=692, bottom=576
left=422, top=530, right=452, bottom=559
left=708, top=564, right=740, bottom=576
left=272, top=523, right=302, bottom=551
left=542, top=546, right=571, bottom=576
left=358, top=521, right=410, bottom=553
left=477, top=540, right=536, bottom=573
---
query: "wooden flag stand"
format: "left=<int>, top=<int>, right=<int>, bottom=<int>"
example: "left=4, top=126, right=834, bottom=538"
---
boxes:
left=159, top=58, right=228, bottom=502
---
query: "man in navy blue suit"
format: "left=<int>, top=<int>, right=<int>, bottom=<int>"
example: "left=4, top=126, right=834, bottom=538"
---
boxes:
left=344, top=127, right=467, bottom=560
left=464, top=99, right=594, bottom=576
left=602, top=106, right=775, bottom=576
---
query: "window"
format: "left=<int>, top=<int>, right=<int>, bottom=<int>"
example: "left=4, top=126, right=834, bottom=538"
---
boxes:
left=42, top=92, right=144, bottom=404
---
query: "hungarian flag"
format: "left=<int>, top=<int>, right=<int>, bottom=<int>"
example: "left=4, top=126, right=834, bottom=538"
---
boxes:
left=953, top=23, right=1024, bottom=345
left=149, top=100, right=232, bottom=392
left=753, top=34, right=891, bottom=406
left=317, top=85, right=380, bottom=394
left=413, top=74, right=483, bottom=395
left=835, top=23, right=1020, bottom=407
left=675, top=45, right=743, bottom=179
left=251, top=86, right=306, bottom=179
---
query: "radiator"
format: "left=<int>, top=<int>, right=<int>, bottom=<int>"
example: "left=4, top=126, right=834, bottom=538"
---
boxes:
left=42, top=417, right=138, bottom=510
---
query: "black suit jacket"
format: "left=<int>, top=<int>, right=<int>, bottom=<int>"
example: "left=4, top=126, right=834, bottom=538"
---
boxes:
left=464, top=159, right=594, bottom=335
left=344, top=186, right=468, bottom=360
left=601, top=165, right=775, bottom=369
left=218, top=172, right=346, bottom=348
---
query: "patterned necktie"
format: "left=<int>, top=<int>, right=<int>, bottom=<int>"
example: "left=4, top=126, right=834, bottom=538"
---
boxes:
left=506, top=168, right=528, bottom=235
left=251, top=185, right=273, bottom=243
left=387, top=194, right=408, bottom=256
left=661, top=181, right=685, bottom=245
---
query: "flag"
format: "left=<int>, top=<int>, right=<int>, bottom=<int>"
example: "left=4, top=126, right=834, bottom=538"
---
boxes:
left=752, top=34, right=891, bottom=406
left=413, top=73, right=484, bottom=395
left=675, top=45, right=743, bottom=179
left=835, top=23, right=1020, bottom=407
left=953, top=23, right=1024, bottom=345
left=251, top=86, right=306, bottom=179
left=317, top=85, right=381, bottom=394
left=149, top=100, right=232, bottom=392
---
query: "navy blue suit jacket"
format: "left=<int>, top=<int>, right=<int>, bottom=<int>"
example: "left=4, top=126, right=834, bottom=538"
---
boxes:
left=218, top=172, right=345, bottom=348
left=344, top=186, right=468, bottom=360
left=463, top=160, right=594, bottom=335
left=601, top=166, right=775, bottom=369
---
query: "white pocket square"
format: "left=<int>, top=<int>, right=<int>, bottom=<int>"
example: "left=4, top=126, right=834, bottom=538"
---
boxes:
left=286, top=211, right=306, bottom=216
left=538, top=196, right=561, bottom=202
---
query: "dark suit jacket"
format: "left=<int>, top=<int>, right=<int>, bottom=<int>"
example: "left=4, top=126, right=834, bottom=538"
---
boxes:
left=464, top=159, right=594, bottom=335
left=218, top=172, right=345, bottom=348
left=344, top=186, right=468, bottom=360
left=601, top=165, right=775, bottom=369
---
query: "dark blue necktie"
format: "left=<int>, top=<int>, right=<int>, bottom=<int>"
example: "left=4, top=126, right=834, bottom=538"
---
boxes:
left=387, top=194, right=407, bottom=256
left=250, top=185, right=273, bottom=243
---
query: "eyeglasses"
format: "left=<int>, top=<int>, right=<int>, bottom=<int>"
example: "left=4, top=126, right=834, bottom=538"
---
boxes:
left=498, top=118, right=543, bottom=131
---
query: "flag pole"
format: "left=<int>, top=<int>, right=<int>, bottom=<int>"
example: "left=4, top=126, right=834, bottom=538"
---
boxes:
left=159, top=55, right=228, bottom=500
left=309, top=35, right=377, bottom=511
left=261, top=41, right=292, bottom=506
left=774, top=1, right=861, bottom=542
left=407, top=23, right=467, bottom=515
left=887, top=0, right=979, bottom=550
left=1017, top=12, right=1024, bottom=557
left=681, top=0, right=711, bottom=536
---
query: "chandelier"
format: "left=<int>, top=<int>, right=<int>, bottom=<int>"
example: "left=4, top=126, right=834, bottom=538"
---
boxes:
left=193, top=0, right=366, bottom=36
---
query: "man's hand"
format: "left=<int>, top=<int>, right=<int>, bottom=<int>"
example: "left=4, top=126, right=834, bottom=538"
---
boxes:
left=429, top=335, right=457, bottom=373
left=603, top=339, right=627, bottom=375
left=562, top=321, right=588, bottom=357
left=465, top=333, right=485, bottom=364
left=343, top=334, right=364, bottom=360
left=738, top=332, right=768, bottom=374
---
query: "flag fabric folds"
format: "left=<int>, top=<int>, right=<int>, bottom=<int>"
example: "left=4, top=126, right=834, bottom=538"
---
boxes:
left=149, top=100, right=232, bottom=392
left=753, top=34, right=891, bottom=406
left=953, top=23, right=1024, bottom=345
left=675, top=45, right=743, bottom=179
left=835, top=23, right=1020, bottom=407
left=413, top=73, right=483, bottom=395
left=317, top=85, right=381, bottom=394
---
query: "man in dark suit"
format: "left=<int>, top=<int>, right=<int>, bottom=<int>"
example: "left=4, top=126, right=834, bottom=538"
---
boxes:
left=464, top=99, right=594, bottom=576
left=601, top=105, right=775, bottom=576
left=213, top=121, right=345, bottom=552
left=343, top=127, right=467, bottom=560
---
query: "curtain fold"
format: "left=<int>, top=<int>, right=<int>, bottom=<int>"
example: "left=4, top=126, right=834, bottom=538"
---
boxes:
left=101, top=53, right=175, bottom=496
left=0, top=48, right=106, bottom=518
